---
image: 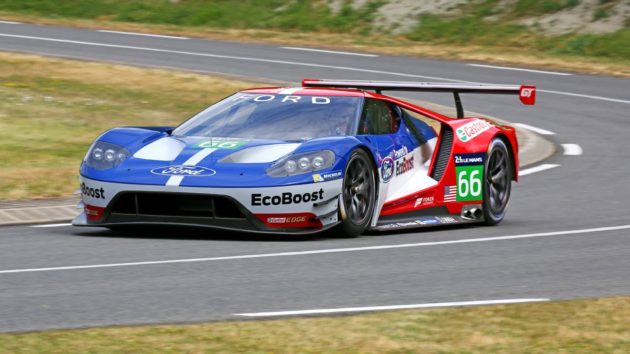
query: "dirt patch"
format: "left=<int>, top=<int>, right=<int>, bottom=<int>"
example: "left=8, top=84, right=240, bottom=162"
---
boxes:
left=373, top=0, right=467, bottom=33
left=330, top=0, right=630, bottom=35
left=520, top=0, right=630, bottom=34
left=329, top=0, right=466, bottom=33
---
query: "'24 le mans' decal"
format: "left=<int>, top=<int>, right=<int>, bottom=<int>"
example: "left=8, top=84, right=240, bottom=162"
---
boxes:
left=454, top=153, right=485, bottom=202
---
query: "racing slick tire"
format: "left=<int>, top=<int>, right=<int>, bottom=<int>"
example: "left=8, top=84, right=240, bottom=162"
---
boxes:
left=482, top=138, right=512, bottom=225
left=335, top=149, right=376, bottom=237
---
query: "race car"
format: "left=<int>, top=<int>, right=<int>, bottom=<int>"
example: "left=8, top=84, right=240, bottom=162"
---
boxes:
left=73, top=79, right=536, bottom=237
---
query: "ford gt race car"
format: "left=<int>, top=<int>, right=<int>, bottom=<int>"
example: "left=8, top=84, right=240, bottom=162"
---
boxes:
left=73, top=79, right=536, bottom=237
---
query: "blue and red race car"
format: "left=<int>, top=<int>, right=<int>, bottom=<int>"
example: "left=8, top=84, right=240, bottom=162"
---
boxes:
left=73, top=79, right=536, bottom=237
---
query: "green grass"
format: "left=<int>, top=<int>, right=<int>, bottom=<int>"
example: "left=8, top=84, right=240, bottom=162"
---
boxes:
left=512, top=0, right=580, bottom=17
left=0, top=297, right=628, bottom=353
left=552, top=28, right=630, bottom=58
left=407, top=15, right=530, bottom=46
left=0, top=0, right=383, bottom=34
left=405, top=11, right=630, bottom=61
left=0, top=52, right=257, bottom=200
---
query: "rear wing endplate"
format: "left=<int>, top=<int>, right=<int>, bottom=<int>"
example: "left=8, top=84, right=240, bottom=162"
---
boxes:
left=302, top=79, right=536, bottom=118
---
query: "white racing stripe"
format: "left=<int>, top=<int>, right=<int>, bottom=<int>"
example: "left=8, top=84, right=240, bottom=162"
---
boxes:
left=518, top=164, right=560, bottom=176
left=2, top=224, right=629, bottom=275
left=561, top=144, right=583, bottom=156
left=31, top=223, right=71, bottom=228
left=165, top=175, right=184, bottom=186
left=165, top=148, right=217, bottom=186
left=234, top=298, right=550, bottom=317
left=282, top=46, right=378, bottom=57
left=97, top=30, right=189, bottom=40
left=0, top=20, right=21, bottom=24
left=1, top=33, right=628, bottom=105
left=468, top=63, right=571, bottom=76
left=182, top=147, right=216, bottom=165
left=514, top=123, right=556, bottom=135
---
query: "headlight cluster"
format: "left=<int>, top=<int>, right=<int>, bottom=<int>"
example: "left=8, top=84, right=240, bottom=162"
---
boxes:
left=267, top=150, right=335, bottom=177
left=85, top=141, right=129, bottom=170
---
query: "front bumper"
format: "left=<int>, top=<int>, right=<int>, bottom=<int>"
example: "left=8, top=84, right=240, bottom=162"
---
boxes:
left=73, top=176, right=342, bottom=234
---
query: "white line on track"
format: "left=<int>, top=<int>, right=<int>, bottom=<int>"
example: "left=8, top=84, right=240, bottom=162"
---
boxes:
left=234, top=298, right=550, bottom=317
left=514, top=123, right=556, bottom=135
left=468, top=63, right=571, bottom=76
left=561, top=144, right=583, bottom=156
left=519, top=164, right=560, bottom=176
left=538, top=89, right=630, bottom=105
left=31, top=223, right=71, bottom=228
left=282, top=46, right=378, bottom=57
left=1, top=32, right=628, bottom=105
left=0, top=20, right=21, bottom=24
left=2, top=224, right=629, bottom=275
left=97, top=29, right=189, bottom=40
left=0, top=33, right=457, bottom=82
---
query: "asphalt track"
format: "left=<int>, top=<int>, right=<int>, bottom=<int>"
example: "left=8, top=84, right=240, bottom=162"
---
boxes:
left=0, top=22, right=629, bottom=332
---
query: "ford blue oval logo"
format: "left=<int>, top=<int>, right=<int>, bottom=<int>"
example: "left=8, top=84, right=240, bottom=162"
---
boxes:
left=380, top=157, right=394, bottom=183
left=151, top=165, right=216, bottom=177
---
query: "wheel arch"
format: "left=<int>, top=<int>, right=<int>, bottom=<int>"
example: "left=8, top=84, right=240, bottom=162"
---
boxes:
left=493, top=133, right=518, bottom=182
left=355, top=145, right=380, bottom=195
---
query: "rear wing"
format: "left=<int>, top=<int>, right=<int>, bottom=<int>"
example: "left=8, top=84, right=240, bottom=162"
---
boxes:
left=302, top=79, right=536, bottom=118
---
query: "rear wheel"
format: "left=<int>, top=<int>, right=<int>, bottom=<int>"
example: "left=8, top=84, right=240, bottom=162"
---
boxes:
left=335, top=149, right=376, bottom=237
left=483, top=138, right=512, bottom=225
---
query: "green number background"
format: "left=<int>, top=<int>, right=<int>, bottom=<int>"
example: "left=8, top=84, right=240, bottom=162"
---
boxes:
left=456, top=165, right=484, bottom=201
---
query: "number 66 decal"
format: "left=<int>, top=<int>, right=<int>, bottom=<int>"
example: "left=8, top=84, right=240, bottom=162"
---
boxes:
left=456, top=165, right=483, bottom=201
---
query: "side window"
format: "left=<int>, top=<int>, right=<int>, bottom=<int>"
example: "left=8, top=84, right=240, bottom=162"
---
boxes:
left=403, top=108, right=441, bottom=136
left=358, top=99, right=400, bottom=135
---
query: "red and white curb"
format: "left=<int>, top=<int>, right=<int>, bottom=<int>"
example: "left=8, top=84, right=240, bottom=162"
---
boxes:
left=0, top=204, right=78, bottom=226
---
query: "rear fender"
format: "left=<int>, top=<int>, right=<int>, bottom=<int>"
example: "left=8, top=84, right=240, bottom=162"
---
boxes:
left=493, top=132, right=519, bottom=182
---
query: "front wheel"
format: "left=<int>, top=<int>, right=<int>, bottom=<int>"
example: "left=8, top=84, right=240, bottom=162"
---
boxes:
left=483, top=138, right=512, bottom=225
left=335, top=149, right=376, bottom=237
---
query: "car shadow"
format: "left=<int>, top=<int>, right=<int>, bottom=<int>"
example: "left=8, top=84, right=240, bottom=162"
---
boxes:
left=72, top=225, right=329, bottom=242
left=71, top=220, right=490, bottom=242
left=366, top=222, right=487, bottom=236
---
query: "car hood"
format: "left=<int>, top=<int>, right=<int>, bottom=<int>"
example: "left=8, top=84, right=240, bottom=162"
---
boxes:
left=81, top=128, right=353, bottom=187
left=133, top=135, right=301, bottom=164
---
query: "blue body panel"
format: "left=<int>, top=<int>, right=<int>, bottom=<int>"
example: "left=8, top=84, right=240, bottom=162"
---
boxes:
left=82, top=128, right=357, bottom=188
left=81, top=109, right=436, bottom=188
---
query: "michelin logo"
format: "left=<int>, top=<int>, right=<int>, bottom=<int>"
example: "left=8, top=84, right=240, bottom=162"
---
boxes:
left=313, top=171, right=342, bottom=183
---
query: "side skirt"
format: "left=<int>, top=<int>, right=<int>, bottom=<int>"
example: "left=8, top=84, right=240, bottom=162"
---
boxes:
left=371, top=205, right=483, bottom=232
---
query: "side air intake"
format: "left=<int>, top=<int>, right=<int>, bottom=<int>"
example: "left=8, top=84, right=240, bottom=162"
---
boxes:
left=430, top=126, right=453, bottom=181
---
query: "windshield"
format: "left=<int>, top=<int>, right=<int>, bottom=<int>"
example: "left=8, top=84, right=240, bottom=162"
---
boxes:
left=173, top=93, right=362, bottom=141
